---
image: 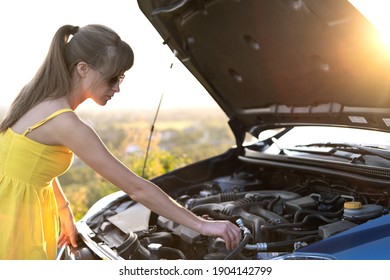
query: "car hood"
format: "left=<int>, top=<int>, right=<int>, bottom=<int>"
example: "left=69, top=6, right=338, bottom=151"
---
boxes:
left=137, top=0, right=390, bottom=137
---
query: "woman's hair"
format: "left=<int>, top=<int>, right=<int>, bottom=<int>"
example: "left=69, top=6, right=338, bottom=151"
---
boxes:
left=0, top=24, right=134, bottom=132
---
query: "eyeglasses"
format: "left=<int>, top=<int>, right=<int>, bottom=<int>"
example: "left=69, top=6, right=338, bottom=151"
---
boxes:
left=88, top=63, right=125, bottom=88
left=107, top=74, right=125, bottom=88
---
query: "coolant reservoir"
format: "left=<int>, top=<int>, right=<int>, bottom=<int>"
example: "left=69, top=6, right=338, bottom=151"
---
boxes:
left=343, top=201, right=383, bottom=222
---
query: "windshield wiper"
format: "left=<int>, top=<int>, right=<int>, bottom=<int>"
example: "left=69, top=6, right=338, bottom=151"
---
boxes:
left=289, top=143, right=390, bottom=163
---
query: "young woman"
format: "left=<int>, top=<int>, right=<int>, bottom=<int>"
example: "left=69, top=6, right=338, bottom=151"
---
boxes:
left=0, top=24, right=241, bottom=259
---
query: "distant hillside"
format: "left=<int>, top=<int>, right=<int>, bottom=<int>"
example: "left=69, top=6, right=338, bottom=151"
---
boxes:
left=0, top=106, right=231, bottom=132
left=77, top=107, right=229, bottom=126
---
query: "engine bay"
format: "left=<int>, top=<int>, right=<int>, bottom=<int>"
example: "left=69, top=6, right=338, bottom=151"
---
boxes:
left=76, top=164, right=390, bottom=260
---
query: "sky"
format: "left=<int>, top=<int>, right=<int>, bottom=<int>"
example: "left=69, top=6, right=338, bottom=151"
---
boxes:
left=1, top=0, right=390, bottom=113
left=0, top=0, right=217, bottom=112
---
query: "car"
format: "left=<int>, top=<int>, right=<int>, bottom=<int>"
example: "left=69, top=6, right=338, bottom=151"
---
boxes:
left=58, top=0, right=390, bottom=260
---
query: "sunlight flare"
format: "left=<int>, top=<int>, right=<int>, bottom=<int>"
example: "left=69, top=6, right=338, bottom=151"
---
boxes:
left=350, top=0, right=390, bottom=49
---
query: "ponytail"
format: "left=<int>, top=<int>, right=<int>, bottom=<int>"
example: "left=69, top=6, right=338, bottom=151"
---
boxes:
left=0, top=25, right=77, bottom=132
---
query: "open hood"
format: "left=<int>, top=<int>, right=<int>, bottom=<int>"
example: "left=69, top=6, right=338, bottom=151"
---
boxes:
left=137, top=0, right=390, bottom=136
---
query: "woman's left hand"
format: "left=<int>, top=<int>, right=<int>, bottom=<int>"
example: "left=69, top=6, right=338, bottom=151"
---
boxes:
left=57, top=207, right=79, bottom=248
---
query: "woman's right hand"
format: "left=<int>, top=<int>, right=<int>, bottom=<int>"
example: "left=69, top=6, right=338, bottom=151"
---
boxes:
left=199, top=218, right=242, bottom=250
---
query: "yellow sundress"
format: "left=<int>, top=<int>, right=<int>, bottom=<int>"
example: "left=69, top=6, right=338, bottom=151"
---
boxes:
left=0, top=108, right=74, bottom=259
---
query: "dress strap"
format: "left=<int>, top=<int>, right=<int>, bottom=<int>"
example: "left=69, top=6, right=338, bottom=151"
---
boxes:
left=22, top=108, right=74, bottom=136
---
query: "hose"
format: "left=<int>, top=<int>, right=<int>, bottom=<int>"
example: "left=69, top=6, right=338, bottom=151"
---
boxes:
left=224, top=232, right=251, bottom=260
left=261, top=213, right=337, bottom=231
left=293, top=208, right=343, bottom=223
left=159, top=247, right=187, bottom=260
left=244, top=234, right=318, bottom=252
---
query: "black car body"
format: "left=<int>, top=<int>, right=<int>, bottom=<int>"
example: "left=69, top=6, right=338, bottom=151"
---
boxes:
left=59, top=0, right=390, bottom=260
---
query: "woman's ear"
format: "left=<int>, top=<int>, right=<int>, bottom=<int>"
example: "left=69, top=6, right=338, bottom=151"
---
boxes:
left=75, top=62, right=90, bottom=78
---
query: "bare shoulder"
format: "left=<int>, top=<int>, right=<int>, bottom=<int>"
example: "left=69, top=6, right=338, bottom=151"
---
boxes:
left=52, top=111, right=101, bottom=147
left=52, top=109, right=82, bottom=125
left=53, top=111, right=94, bottom=135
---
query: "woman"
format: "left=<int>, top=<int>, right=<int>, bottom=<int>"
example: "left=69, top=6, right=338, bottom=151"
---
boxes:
left=0, top=24, right=241, bottom=259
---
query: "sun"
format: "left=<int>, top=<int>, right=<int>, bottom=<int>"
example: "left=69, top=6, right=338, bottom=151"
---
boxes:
left=349, top=0, right=390, bottom=48
left=377, top=24, right=390, bottom=49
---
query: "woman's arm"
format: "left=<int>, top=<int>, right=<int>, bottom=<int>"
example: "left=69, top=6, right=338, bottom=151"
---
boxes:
left=54, top=112, right=241, bottom=250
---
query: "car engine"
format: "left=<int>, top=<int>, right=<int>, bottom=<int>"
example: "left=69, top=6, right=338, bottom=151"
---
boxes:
left=76, top=167, right=389, bottom=260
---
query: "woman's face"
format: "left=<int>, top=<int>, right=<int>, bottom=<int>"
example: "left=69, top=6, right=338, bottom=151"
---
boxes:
left=85, top=65, right=124, bottom=106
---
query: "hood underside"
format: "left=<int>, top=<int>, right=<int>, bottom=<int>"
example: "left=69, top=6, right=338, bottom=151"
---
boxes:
left=138, top=0, right=390, bottom=135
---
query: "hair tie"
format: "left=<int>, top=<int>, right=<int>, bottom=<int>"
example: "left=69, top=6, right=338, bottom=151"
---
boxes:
left=70, top=26, right=79, bottom=35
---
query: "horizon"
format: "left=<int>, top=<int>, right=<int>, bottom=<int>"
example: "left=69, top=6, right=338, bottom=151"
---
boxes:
left=0, top=104, right=228, bottom=119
